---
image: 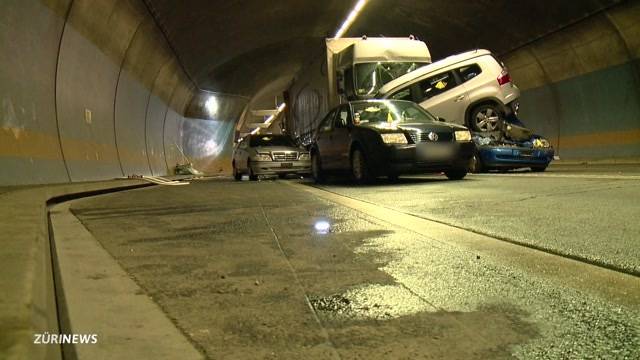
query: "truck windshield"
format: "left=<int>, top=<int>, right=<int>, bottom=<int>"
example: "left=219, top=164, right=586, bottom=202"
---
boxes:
left=354, top=62, right=427, bottom=96
left=352, top=100, right=438, bottom=125
left=250, top=135, right=295, bottom=147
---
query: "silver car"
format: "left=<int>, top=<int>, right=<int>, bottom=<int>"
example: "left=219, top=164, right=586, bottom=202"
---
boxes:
left=232, top=134, right=311, bottom=180
left=377, top=49, right=520, bottom=133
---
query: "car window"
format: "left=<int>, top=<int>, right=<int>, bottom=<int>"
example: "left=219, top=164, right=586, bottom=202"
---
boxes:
left=416, top=71, right=459, bottom=101
left=249, top=135, right=295, bottom=147
left=352, top=100, right=438, bottom=125
left=457, top=64, right=482, bottom=82
left=335, top=106, right=351, bottom=128
left=319, top=109, right=336, bottom=133
left=389, top=87, right=413, bottom=101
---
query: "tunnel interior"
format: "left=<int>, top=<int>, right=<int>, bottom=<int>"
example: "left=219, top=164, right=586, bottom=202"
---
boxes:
left=1, top=0, right=639, bottom=185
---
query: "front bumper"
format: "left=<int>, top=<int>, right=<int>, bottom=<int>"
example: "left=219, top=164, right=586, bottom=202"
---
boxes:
left=371, top=142, right=475, bottom=175
left=479, top=146, right=554, bottom=168
left=250, top=160, right=311, bottom=175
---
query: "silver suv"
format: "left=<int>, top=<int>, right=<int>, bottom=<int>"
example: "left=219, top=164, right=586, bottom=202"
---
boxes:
left=377, top=49, right=520, bottom=133
left=232, top=134, right=311, bottom=180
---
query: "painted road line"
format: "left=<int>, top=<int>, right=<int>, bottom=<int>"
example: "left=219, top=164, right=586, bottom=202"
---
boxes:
left=285, top=181, right=640, bottom=308
left=470, top=173, right=640, bottom=180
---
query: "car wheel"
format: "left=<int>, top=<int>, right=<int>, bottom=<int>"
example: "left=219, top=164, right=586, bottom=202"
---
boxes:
left=232, top=162, right=241, bottom=181
left=531, top=166, right=547, bottom=172
left=351, top=148, right=373, bottom=184
left=445, top=168, right=468, bottom=180
left=248, top=161, right=258, bottom=181
left=311, top=151, right=326, bottom=184
left=470, top=104, right=503, bottom=132
left=469, top=153, right=486, bottom=173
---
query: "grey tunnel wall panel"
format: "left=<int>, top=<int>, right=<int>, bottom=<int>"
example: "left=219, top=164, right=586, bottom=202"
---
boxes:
left=0, top=0, right=71, bottom=185
left=115, top=68, right=152, bottom=176
left=163, top=109, right=184, bottom=169
left=503, top=1, right=640, bottom=160
left=56, top=0, right=127, bottom=182
left=145, top=93, right=169, bottom=175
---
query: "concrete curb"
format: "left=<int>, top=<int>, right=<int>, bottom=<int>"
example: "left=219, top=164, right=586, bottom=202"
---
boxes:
left=49, top=203, right=203, bottom=359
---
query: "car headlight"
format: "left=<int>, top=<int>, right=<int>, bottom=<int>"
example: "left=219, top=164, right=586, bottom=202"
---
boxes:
left=380, top=133, right=408, bottom=144
left=532, top=138, right=551, bottom=148
left=298, top=152, right=310, bottom=160
left=454, top=130, right=471, bottom=142
left=254, top=153, right=272, bottom=161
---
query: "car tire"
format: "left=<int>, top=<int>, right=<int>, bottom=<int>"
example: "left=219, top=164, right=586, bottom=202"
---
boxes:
left=470, top=104, right=503, bottom=132
left=445, top=168, right=468, bottom=180
left=469, top=153, right=486, bottom=173
left=311, top=151, right=326, bottom=184
left=351, top=148, right=373, bottom=184
left=531, top=166, right=547, bottom=172
left=248, top=161, right=258, bottom=181
left=232, top=162, right=242, bottom=181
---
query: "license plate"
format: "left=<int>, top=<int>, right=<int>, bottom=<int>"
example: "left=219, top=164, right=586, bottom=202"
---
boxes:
left=417, top=143, right=454, bottom=160
left=280, top=162, right=293, bottom=168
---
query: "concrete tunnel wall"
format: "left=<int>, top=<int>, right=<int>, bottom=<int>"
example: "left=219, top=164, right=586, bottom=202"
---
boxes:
left=502, top=0, right=640, bottom=160
left=0, top=0, right=246, bottom=186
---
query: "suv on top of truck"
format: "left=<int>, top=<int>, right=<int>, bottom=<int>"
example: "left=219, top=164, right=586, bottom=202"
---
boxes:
left=376, top=49, right=520, bottom=134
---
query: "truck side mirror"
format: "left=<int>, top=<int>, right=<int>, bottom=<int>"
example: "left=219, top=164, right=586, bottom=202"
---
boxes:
left=438, top=117, right=446, bottom=122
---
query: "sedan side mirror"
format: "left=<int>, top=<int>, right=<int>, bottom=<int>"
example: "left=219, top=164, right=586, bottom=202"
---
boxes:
left=438, top=117, right=446, bottom=122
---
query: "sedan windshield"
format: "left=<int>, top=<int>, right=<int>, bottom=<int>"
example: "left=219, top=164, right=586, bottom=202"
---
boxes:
left=250, top=135, right=295, bottom=147
left=352, top=100, right=438, bottom=125
left=354, top=62, right=427, bottom=96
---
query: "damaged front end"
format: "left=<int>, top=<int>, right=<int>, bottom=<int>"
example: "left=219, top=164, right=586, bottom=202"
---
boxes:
left=470, top=117, right=554, bottom=173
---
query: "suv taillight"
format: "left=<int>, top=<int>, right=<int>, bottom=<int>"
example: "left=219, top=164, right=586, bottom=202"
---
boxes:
left=497, top=69, right=511, bottom=86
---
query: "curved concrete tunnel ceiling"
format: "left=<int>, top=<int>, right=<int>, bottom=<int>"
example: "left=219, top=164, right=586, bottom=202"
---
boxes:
left=144, top=0, right=623, bottom=97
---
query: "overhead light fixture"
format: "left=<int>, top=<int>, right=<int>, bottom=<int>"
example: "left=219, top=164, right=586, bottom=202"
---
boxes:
left=205, top=96, right=218, bottom=115
left=334, top=0, right=369, bottom=38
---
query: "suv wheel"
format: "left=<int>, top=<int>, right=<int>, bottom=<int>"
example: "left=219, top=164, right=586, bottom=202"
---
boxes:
left=311, top=151, right=326, bottom=184
left=351, top=148, right=373, bottom=184
left=470, top=104, right=503, bottom=132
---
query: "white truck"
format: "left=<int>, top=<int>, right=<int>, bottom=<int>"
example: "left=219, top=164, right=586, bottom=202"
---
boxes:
left=288, top=36, right=431, bottom=144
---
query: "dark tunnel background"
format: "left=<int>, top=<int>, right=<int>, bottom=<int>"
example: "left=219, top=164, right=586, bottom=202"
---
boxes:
left=1, top=0, right=639, bottom=185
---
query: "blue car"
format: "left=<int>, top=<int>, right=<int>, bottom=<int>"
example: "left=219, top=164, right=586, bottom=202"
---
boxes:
left=469, top=116, right=554, bottom=173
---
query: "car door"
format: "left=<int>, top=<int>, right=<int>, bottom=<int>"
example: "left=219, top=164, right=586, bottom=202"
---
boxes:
left=329, top=105, right=353, bottom=170
left=416, top=70, right=470, bottom=126
left=314, top=109, right=337, bottom=168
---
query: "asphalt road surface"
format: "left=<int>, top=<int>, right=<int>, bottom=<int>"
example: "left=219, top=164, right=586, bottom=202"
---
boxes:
left=68, top=165, right=640, bottom=359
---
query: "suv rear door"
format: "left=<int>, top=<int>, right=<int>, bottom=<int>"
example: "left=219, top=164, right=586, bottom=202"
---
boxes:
left=415, top=70, right=469, bottom=126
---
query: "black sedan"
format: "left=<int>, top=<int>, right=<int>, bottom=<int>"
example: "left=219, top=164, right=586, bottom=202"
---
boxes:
left=310, top=100, right=474, bottom=183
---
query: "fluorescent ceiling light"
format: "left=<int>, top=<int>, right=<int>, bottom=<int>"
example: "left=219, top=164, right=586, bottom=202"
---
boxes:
left=334, top=0, right=369, bottom=38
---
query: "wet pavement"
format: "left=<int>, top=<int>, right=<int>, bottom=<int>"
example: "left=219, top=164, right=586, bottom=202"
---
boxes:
left=314, top=164, right=640, bottom=275
left=68, top=169, right=640, bottom=359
